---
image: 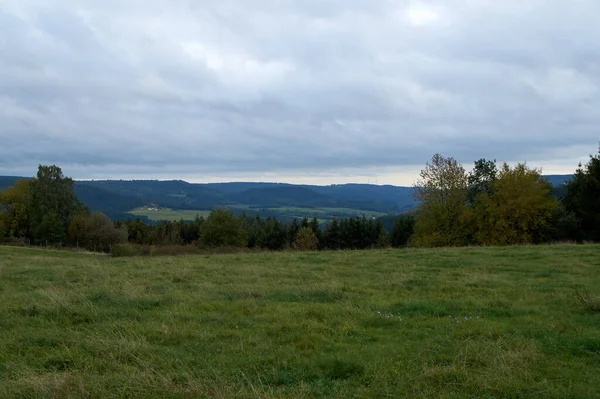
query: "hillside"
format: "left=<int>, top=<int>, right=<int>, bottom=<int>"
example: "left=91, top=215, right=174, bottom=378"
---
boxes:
left=1, top=245, right=599, bottom=397
left=1, top=174, right=572, bottom=222
left=78, top=180, right=413, bottom=219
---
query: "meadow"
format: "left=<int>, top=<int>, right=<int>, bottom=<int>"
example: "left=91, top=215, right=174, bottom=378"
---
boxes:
left=128, top=208, right=211, bottom=221
left=1, top=245, right=599, bottom=398
left=128, top=206, right=385, bottom=223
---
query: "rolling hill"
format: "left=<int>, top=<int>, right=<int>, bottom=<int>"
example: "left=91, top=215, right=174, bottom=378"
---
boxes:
left=1, top=174, right=573, bottom=222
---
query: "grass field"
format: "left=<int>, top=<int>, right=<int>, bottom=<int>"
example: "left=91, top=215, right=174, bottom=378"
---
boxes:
left=1, top=245, right=600, bottom=398
left=128, top=208, right=211, bottom=221
left=267, top=207, right=387, bottom=219
left=259, top=207, right=386, bottom=224
left=128, top=206, right=385, bottom=222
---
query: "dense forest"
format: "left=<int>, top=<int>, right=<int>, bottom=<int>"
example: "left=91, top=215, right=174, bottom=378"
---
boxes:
left=0, top=146, right=598, bottom=254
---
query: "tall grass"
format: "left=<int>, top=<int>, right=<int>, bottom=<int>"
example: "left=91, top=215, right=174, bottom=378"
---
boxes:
left=1, top=244, right=599, bottom=398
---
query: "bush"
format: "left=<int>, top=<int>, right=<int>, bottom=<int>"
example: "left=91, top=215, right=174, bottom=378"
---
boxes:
left=293, top=227, right=319, bottom=251
left=149, top=245, right=201, bottom=256
left=111, top=243, right=144, bottom=257
left=0, top=237, right=29, bottom=247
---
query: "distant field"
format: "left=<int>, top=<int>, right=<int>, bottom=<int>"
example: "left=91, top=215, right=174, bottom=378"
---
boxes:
left=244, top=206, right=387, bottom=223
left=128, top=206, right=385, bottom=222
left=1, top=245, right=600, bottom=398
left=128, top=207, right=211, bottom=221
left=269, top=207, right=386, bottom=218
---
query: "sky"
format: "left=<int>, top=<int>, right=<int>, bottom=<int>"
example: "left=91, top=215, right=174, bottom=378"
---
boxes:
left=1, top=0, right=599, bottom=186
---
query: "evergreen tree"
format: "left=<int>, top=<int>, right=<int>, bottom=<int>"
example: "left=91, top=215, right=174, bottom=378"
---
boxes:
left=391, top=214, right=415, bottom=247
left=259, top=217, right=288, bottom=250
left=309, top=217, right=323, bottom=248
left=375, top=219, right=390, bottom=248
left=324, top=218, right=342, bottom=249
left=562, top=146, right=600, bottom=242
left=288, top=218, right=300, bottom=245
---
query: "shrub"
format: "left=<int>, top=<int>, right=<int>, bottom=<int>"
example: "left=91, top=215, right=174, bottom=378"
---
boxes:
left=149, top=245, right=201, bottom=256
left=293, top=227, right=319, bottom=251
left=111, top=243, right=144, bottom=257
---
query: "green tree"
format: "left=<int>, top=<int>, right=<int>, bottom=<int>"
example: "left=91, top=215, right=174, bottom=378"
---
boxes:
left=412, top=154, right=470, bottom=247
left=309, top=217, right=323, bottom=248
left=562, top=146, right=600, bottom=242
left=68, top=212, right=127, bottom=252
left=288, top=218, right=300, bottom=244
left=259, top=217, right=288, bottom=250
left=293, top=227, right=319, bottom=251
left=199, top=209, right=247, bottom=248
left=472, top=163, right=558, bottom=246
left=391, top=214, right=415, bottom=247
left=468, top=159, right=498, bottom=204
left=375, top=219, right=390, bottom=249
left=324, top=218, right=342, bottom=249
left=29, top=165, right=86, bottom=244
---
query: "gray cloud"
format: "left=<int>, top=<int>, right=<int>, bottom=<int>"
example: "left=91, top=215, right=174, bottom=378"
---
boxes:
left=1, top=0, right=599, bottom=184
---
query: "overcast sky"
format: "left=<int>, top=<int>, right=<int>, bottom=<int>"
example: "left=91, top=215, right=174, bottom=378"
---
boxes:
left=1, top=1, right=598, bottom=185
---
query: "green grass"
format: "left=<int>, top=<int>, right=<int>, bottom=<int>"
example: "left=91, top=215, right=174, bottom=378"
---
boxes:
left=1, top=245, right=600, bottom=398
left=267, top=206, right=386, bottom=219
left=129, top=208, right=211, bottom=221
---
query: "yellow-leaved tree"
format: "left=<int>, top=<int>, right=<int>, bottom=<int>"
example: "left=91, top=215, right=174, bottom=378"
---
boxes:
left=472, top=163, right=558, bottom=246
left=0, top=179, right=31, bottom=240
left=412, top=154, right=470, bottom=247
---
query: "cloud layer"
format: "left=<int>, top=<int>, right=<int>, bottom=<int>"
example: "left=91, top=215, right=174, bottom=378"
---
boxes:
left=1, top=0, right=599, bottom=184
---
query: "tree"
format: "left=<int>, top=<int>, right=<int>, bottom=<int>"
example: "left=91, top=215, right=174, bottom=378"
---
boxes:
left=293, top=227, right=319, bottom=251
left=28, top=165, right=86, bottom=244
left=472, top=163, right=558, bottom=246
left=125, top=218, right=151, bottom=244
left=199, top=209, right=247, bottom=248
left=259, top=217, right=288, bottom=250
left=324, top=218, right=342, bottom=249
left=288, top=218, right=300, bottom=244
left=412, top=154, right=470, bottom=247
left=0, top=179, right=31, bottom=239
left=68, top=212, right=127, bottom=252
left=562, top=146, right=600, bottom=242
left=468, top=159, right=498, bottom=204
left=391, top=214, right=415, bottom=247
left=309, top=217, right=323, bottom=248
left=242, top=215, right=263, bottom=248
left=374, top=219, right=390, bottom=249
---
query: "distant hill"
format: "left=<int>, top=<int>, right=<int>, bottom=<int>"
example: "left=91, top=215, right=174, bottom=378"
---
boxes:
left=1, top=174, right=573, bottom=222
left=0, top=176, right=30, bottom=188
left=0, top=177, right=146, bottom=220
left=205, top=182, right=415, bottom=213
left=73, top=185, right=146, bottom=220
left=544, top=174, right=573, bottom=187
left=77, top=180, right=228, bottom=210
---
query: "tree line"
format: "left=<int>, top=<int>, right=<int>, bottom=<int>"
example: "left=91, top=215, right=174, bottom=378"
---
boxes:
left=411, top=146, right=600, bottom=246
left=0, top=145, right=598, bottom=254
left=0, top=165, right=413, bottom=253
